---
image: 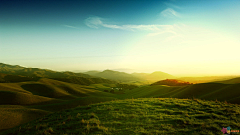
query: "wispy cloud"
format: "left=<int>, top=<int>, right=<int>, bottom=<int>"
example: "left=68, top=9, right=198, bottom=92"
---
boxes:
left=63, top=25, right=80, bottom=29
left=164, top=2, right=182, bottom=9
left=85, top=16, right=174, bottom=32
left=84, top=16, right=192, bottom=43
left=84, top=16, right=103, bottom=29
left=146, top=24, right=185, bottom=37
left=160, top=8, right=181, bottom=18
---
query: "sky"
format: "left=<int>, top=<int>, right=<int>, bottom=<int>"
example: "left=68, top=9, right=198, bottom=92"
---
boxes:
left=1, top=0, right=240, bottom=76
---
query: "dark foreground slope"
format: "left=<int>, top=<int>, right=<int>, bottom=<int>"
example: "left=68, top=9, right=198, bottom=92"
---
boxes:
left=3, top=98, right=240, bottom=135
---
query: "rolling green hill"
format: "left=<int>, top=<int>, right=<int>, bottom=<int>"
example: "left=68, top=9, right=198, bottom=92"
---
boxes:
left=84, top=70, right=101, bottom=76
left=0, top=63, right=24, bottom=71
left=214, top=77, right=240, bottom=84
left=119, top=85, right=183, bottom=99
left=1, top=63, right=240, bottom=134
left=151, top=79, right=192, bottom=86
left=0, top=73, right=38, bottom=83
left=178, top=76, right=238, bottom=84
left=0, top=106, right=50, bottom=132
left=0, top=77, right=119, bottom=131
left=2, top=98, right=240, bottom=135
left=0, top=90, right=61, bottom=105
left=123, top=83, right=240, bottom=104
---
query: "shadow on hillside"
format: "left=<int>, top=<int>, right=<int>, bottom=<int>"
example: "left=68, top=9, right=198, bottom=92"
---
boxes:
left=0, top=90, right=64, bottom=105
left=21, top=84, right=57, bottom=98
left=58, top=85, right=88, bottom=97
left=2, top=75, right=40, bottom=83
left=21, top=83, right=87, bottom=100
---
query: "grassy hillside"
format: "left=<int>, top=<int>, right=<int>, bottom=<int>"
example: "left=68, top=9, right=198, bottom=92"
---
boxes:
left=0, top=73, right=38, bottom=83
left=0, top=91, right=62, bottom=105
left=178, top=76, right=238, bottom=84
left=151, top=79, right=192, bottom=86
left=214, top=77, right=240, bottom=84
left=0, top=78, right=119, bottom=131
left=0, top=78, right=117, bottom=102
left=0, top=63, right=24, bottom=71
left=84, top=70, right=101, bottom=76
left=3, top=98, right=240, bottom=135
left=120, top=85, right=183, bottom=99
left=0, top=106, right=50, bottom=131
left=1, top=63, right=240, bottom=134
left=124, top=83, right=240, bottom=104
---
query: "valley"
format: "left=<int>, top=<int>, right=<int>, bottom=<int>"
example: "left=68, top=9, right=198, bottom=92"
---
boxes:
left=0, top=63, right=240, bottom=134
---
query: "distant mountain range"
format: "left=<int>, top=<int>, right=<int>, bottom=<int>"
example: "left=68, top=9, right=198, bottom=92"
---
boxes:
left=0, top=63, right=115, bottom=85
left=1, top=63, right=238, bottom=84
left=0, top=63, right=176, bottom=84
left=133, top=71, right=175, bottom=81
left=85, top=70, right=144, bottom=82
left=84, top=70, right=175, bottom=82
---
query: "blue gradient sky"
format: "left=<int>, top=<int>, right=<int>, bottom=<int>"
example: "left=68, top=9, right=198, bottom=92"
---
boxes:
left=1, top=0, right=240, bottom=76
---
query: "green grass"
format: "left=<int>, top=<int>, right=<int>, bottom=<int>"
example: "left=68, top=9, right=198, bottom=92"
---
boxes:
left=119, top=85, right=185, bottom=99
left=215, top=77, right=240, bottom=84
left=0, top=78, right=118, bottom=131
left=3, top=98, right=240, bottom=135
left=0, top=105, right=50, bottom=131
left=1, top=77, right=240, bottom=134
left=122, top=83, right=240, bottom=104
left=0, top=91, right=62, bottom=105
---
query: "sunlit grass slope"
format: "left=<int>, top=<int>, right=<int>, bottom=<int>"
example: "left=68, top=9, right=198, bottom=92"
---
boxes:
left=178, top=76, right=238, bottom=84
left=119, top=85, right=183, bottom=99
left=123, top=83, right=240, bottom=104
left=215, top=77, right=240, bottom=84
left=3, top=98, right=240, bottom=135
left=170, top=83, right=240, bottom=104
